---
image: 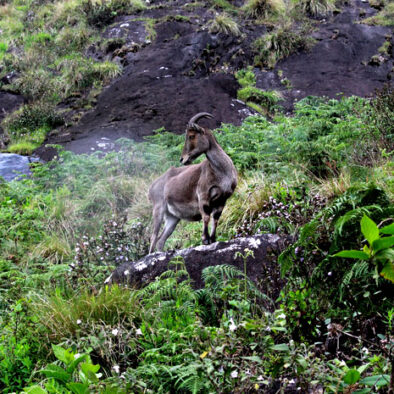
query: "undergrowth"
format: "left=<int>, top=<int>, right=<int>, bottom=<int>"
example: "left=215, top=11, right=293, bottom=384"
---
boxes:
left=0, top=95, right=393, bottom=391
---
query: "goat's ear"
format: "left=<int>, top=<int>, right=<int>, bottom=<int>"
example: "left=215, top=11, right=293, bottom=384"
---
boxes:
left=188, top=123, right=205, bottom=134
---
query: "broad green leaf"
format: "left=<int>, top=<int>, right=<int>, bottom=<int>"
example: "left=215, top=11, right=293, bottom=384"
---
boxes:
left=375, top=248, right=394, bottom=262
left=67, top=382, right=90, bottom=394
left=66, top=354, right=88, bottom=374
left=80, top=362, right=100, bottom=383
left=52, top=344, right=68, bottom=364
left=271, top=343, right=289, bottom=352
left=40, top=364, right=71, bottom=383
left=344, top=369, right=360, bottom=385
left=361, top=215, right=379, bottom=246
left=380, top=222, right=394, bottom=235
left=22, top=386, right=48, bottom=394
left=51, top=344, right=73, bottom=365
left=359, top=374, right=390, bottom=387
left=334, top=250, right=369, bottom=260
left=372, top=236, right=394, bottom=253
left=380, top=261, right=394, bottom=283
left=353, top=389, right=371, bottom=394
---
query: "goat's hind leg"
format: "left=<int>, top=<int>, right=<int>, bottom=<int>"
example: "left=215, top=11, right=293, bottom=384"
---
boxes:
left=156, top=213, right=180, bottom=251
left=149, top=206, right=164, bottom=253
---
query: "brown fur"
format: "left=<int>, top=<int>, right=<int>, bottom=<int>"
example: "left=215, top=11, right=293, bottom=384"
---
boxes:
left=148, top=113, right=237, bottom=253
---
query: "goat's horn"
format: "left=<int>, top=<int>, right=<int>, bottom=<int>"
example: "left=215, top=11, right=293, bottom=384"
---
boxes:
left=188, top=112, right=213, bottom=127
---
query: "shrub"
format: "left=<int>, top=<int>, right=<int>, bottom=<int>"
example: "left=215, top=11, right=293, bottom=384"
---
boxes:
left=294, top=0, right=335, bottom=17
left=3, top=103, right=63, bottom=139
left=370, top=83, right=394, bottom=150
left=207, top=13, right=241, bottom=36
left=243, top=0, right=285, bottom=19
left=253, top=25, right=316, bottom=68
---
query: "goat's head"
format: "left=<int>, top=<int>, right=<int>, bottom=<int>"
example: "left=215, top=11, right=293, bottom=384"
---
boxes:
left=180, top=112, right=213, bottom=165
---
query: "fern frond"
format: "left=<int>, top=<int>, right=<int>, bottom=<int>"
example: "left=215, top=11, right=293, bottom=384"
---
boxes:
left=334, top=205, right=383, bottom=236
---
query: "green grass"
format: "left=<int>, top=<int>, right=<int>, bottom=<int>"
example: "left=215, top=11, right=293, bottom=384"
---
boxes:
left=362, top=2, right=394, bottom=26
left=0, top=96, right=393, bottom=392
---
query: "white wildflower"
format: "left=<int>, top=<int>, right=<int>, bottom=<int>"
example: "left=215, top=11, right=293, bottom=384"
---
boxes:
left=76, top=319, right=82, bottom=325
left=135, top=328, right=142, bottom=336
left=229, top=318, right=237, bottom=332
left=277, top=313, right=286, bottom=320
left=112, top=365, right=120, bottom=374
left=111, top=328, right=119, bottom=336
left=74, top=353, right=81, bottom=359
left=231, top=370, right=238, bottom=378
left=124, top=270, right=130, bottom=276
left=289, top=379, right=296, bottom=384
left=328, top=271, right=332, bottom=276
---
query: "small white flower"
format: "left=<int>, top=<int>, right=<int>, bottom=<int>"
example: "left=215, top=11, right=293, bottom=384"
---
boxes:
left=76, top=319, right=82, bottom=325
left=135, top=328, right=142, bottom=336
left=112, top=328, right=119, bottom=336
left=74, top=353, right=81, bottom=359
left=124, top=270, right=130, bottom=276
left=289, top=379, right=296, bottom=384
left=277, top=313, right=286, bottom=320
left=112, top=365, right=120, bottom=374
left=328, top=271, right=332, bottom=276
left=257, top=375, right=264, bottom=381
left=231, top=370, right=238, bottom=378
left=362, top=347, right=369, bottom=355
left=339, top=360, right=346, bottom=367
left=229, top=318, right=237, bottom=332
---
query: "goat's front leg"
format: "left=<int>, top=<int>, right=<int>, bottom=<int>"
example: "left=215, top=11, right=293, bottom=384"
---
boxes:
left=200, top=202, right=212, bottom=245
left=209, top=207, right=223, bottom=244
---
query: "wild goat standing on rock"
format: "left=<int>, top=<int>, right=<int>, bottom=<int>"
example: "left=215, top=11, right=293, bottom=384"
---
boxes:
left=148, top=113, right=237, bottom=253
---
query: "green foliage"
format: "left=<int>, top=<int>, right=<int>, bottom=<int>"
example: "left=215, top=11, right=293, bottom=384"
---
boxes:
left=293, top=0, right=335, bottom=17
left=242, top=0, right=285, bottom=19
left=235, top=67, right=256, bottom=87
left=253, top=25, right=316, bottom=68
left=2, top=103, right=63, bottom=140
left=207, top=12, right=241, bottom=36
left=23, top=344, right=102, bottom=393
left=370, top=83, right=394, bottom=150
left=334, top=215, right=394, bottom=283
left=0, top=93, right=392, bottom=391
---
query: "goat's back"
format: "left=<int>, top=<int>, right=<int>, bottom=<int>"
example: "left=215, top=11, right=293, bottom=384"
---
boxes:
left=149, top=164, right=203, bottom=204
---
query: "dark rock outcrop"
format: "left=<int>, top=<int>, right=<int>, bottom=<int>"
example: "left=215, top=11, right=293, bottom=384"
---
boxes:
left=107, top=234, right=291, bottom=301
left=34, top=0, right=393, bottom=156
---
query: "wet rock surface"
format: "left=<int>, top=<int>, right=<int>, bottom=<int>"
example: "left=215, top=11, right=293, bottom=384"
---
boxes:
left=108, top=234, right=291, bottom=302
left=0, top=153, right=39, bottom=181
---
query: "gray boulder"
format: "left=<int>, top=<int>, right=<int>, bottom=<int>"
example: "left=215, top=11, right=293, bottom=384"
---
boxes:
left=107, top=234, right=291, bottom=300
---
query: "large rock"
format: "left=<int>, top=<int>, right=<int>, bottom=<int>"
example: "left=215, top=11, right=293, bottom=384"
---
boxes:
left=107, top=234, right=291, bottom=300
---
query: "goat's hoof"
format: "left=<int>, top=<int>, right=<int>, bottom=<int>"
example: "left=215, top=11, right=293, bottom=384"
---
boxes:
left=202, top=238, right=210, bottom=245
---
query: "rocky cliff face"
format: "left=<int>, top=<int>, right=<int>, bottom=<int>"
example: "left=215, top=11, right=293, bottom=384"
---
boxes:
left=107, top=234, right=292, bottom=302
left=41, top=0, right=393, bottom=155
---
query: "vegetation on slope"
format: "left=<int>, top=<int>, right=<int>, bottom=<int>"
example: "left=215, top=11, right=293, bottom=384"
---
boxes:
left=0, top=92, right=393, bottom=392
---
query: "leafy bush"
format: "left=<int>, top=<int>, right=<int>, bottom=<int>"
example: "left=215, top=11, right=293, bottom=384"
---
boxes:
left=23, top=344, right=103, bottom=393
left=3, top=103, right=64, bottom=140
left=370, top=83, right=394, bottom=150
left=253, top=25, right=316, bottom=68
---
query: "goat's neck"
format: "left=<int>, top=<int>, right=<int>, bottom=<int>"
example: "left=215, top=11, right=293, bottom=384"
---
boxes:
left=205, top=134, right=235, bottom=183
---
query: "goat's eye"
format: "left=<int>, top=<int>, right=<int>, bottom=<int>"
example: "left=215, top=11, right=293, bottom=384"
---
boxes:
left=189, top=135, right=195, bottom=140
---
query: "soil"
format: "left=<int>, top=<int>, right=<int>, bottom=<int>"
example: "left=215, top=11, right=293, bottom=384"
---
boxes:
left=1, top=0, right=392, bottom=159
